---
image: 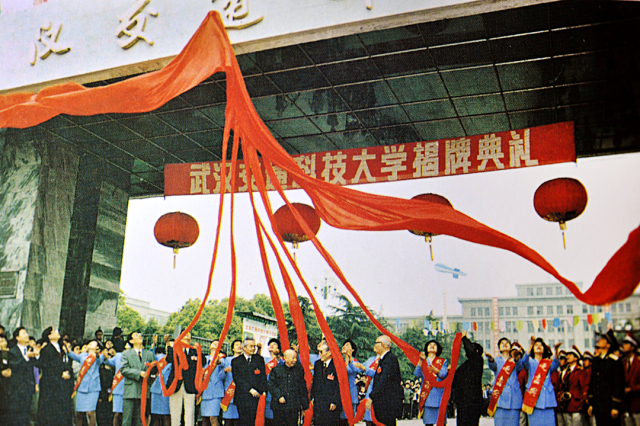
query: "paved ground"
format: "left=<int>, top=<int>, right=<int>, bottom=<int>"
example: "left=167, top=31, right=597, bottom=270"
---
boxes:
left=374, top=417, right=495, bottom=426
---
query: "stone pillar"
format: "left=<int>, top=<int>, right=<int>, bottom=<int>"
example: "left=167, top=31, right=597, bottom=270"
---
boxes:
left=0, top=128, right=79, bottom=335
left=0, top=128, right=130, bottom=339
left=58, top=154, right=131, bottom=340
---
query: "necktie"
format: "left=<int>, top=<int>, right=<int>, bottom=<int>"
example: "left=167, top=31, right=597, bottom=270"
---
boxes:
left=23, top=347, right=27, bottom=356
left=248, top=356, right=251, bottom=364
left=138, top=350, right=142, bottom=360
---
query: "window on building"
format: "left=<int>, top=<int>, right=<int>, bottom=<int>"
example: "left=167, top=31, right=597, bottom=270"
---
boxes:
left=506, top=307, right=511, bottom=316
left=549, top=339, right=555, bottom=346
left=546, top=287, right=553, bottom=295
left=612, top=304, right=617, bottom=313
left=547, top=306, right=553, bottom=315
left=527, top=288, right=534, bottom=296
left=528, top=321, right=534, bottom=333
left=618, top=302, right=624, bottom=311
left=560, top=339, right=565, bottom=347
left=471, top=308, right=476, bottom=317
left=486, top=340, right=491, bottom=349
left=557, top=306, right=563, bottom=315
left=513, top=307, right=518, bottom=315
left=569, top=339, right=575, bottom=347
left=627, top=303, right=632, bottom=312
left=558, top=321, right=565, bottom=332
left=556, top=287, right=563, bottom=295
left=585, top=338, right=592, bottom=349
left=486, top=322, right=491, bottom=332
left=597, top=306, right=603, bottom=313
left=485, top=308, right=490, bottom=317
left=584, top=322, right=589, bottom=332
left=566, top=288, right=571, bottom=295
left=536, top=288, right=543, bottom=296
left=567, top=305, right=574, bottom=314
left=506, top=321, right=512, bottom=332
left=589, top=306, right=595, bottom=314
left=537, top=306, right=543, bottom=315
left=583, top=305, right=588, bottom=314
left=499, top=307, right=504, bottom=316
left=528, top=306, right=534, bottom=315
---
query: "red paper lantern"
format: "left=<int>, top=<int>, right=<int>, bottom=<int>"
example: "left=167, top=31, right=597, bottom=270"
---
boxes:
left=273, top=203, right=321, bottom=250
left=533, top=178, right=588, bottom=249
left=409, top=193, right=453, bottom=261
left=154, top=212, right=200, bottom=268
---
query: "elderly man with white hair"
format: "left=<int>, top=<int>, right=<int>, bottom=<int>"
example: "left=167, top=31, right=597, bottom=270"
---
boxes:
left=365, top=335, right=403, bottom=426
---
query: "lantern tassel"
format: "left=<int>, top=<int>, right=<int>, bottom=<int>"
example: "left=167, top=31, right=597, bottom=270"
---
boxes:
left=173, top=247, right=179, bottom=269
left=559, top=222, right=567, bottom=250
left=426, top=235, right=434, bottom=261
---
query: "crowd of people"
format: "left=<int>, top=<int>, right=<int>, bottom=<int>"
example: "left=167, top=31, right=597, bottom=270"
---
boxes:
left=0, top=323, right=637, bottom=426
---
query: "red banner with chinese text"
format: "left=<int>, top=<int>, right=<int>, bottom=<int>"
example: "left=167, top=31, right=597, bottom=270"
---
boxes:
left=164, top=122, right=574, bottom=196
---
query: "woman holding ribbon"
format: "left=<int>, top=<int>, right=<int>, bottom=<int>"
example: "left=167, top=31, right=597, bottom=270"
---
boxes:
left=201, top=339, right=225, bottom=426
left=414, top=340, right=448, bottom=426
left=521, top=337, right=561, bottom=426
left=67, top=340, right=106, bottom=426
left=486, top=338, right=525, bottom=426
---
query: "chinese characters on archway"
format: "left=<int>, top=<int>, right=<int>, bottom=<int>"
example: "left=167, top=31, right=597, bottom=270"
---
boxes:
left=164, top=121, right=575, bottom=196
left=28, top=0, right=263, bottom=64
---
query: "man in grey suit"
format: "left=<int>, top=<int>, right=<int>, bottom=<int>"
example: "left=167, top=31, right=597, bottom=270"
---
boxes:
left=121, top=332, right=155, bottom=426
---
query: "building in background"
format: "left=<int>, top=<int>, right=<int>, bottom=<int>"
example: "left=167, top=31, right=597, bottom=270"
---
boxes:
left=386, top=283, right=640, bottom=356
left=126, top=297, right=172, bottom=326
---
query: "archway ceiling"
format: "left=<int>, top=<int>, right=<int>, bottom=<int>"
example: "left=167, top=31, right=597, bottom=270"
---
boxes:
left=11, top=0, right=639, bottom=197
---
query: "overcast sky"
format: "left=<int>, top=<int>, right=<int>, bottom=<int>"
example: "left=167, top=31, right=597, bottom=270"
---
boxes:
left=120, top=152, right=640, bottom=318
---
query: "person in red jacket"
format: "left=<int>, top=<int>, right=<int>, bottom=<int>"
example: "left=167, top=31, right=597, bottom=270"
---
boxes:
left=560, top=346, right=589, bottom=426
left=622, top=333, right=640, bottom=426
left=582, top=351, right=594, bottom=426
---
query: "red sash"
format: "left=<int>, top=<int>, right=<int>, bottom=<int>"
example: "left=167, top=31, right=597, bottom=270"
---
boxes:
left=71, top=354, right=97, bottom=398
left=522, top=358, right=552, bottom=414
left=419, top=357, right=445, bottom=413
left=220, top=381, right=236, bottom=411
left=108, top=369, right=124, bottom=402
left=354, top=358, right=380, bottom=422
left=487, top=357, right=516, bottom=416
left=265, top=357, right=278, bottom=375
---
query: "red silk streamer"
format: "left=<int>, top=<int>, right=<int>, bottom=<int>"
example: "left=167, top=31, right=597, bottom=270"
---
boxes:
left=0, top=12, right=638, bottom=310
left=370, top=406, right=388, bottom=426
left=3, top=12, right=639, bottom=426
left=303, top=406, right=313, bottom=426
left=255, top=393, right=266, bottom=426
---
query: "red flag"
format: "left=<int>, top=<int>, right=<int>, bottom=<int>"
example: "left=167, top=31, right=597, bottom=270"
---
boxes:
left=587, top=314, right=593, bottom=325
left=541, top=319, right=547, bottom=329
left=473, top=322, right=478, bottom=331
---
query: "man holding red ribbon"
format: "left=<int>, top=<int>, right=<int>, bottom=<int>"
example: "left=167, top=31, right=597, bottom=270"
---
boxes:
left=366, top=335, right=403, bottom=426
left=166, top=332, right=204, bottom=426
left=121, top=332, right=155, bottom=426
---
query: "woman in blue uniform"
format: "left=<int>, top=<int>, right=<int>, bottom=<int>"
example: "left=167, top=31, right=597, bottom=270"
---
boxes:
left=414, top=340, right=448, bottom=426
left=487, top=338, right=525, bottom=426
left=522, top=337, right=560, bottom=426
left=67, top=340, right=105, bottom=426
left=340, top=339, right=365, bottom=426
left=150, top=342, right=171, bottom=426
left=201, top=340, right=225, bottom=426
left=221, top=339, right=243, bottom=426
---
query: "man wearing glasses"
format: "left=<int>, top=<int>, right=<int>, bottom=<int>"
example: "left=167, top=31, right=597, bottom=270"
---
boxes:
left=587, top=330, right=625, bottom=426
left=366, top=335, right=403, bottom=426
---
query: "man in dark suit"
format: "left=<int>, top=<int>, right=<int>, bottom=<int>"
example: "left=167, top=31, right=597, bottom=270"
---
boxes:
left=166, top=331, right=205, bottom=426
left=588, top=330, right=625, bottom=426
left=7, top=327, right=40, bottom=426
left=310, top=340, right=342, bottom=426
left=36, top=327, right=73, bottom=426
left=366, top=335, right=402, bottom=426
left=121, top=332, right=155, bottom=426
left=268, top=349, right=309, bottom=426
left=231, top=337, right=267, bottom=426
